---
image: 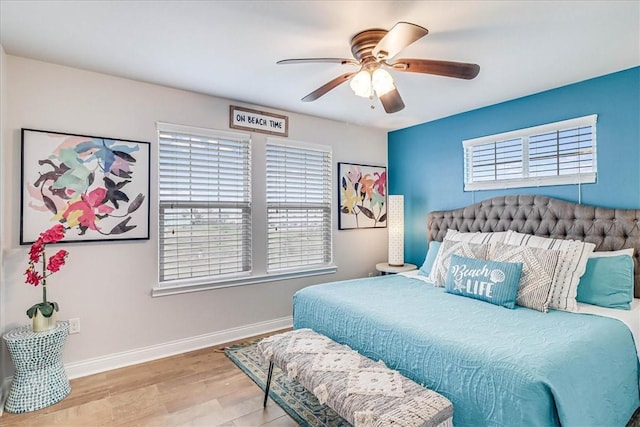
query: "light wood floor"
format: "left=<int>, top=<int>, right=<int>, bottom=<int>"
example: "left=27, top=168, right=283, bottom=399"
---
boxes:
left=0, top=331, right=298, bottom=427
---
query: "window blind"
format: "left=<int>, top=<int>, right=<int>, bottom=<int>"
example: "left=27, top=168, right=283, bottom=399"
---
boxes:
left=465, top=138, right=523, bottom=184
left=266, top=139, right=332, bottom=272
left=158, top=123, right=251, bottom=283
left=528, top=126, right=595, bottom=178
left=463, top=115, right=597, bottom=191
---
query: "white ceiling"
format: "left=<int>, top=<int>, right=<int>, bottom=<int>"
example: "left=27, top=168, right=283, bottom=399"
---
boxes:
left=1, top=1, right=638, bottom=131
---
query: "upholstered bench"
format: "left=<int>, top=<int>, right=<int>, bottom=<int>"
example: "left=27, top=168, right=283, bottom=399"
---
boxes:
left=257, top=328, right=453, bottom=427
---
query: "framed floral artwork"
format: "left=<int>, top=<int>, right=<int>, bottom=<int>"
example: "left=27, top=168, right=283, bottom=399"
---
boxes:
left=338, top=162, right=387, bottom=230
left=20, top=128, right=151, bottom=244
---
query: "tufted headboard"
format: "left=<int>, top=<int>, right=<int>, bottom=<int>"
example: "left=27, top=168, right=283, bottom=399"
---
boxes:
left=427, top=195, right=640, bottom=298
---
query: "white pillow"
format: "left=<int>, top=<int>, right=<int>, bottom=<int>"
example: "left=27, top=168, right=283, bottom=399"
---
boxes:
left=503, top=231, right=595, bottom=312
left=444, top=229, right=508, bottom=245
left=589, top=248, right=634, bottom=258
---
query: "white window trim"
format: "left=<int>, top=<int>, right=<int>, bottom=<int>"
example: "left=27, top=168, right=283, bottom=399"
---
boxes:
left=267, top=137, right=331, bottom=153
left=151, top=265, right=337, bottom=297
left=154, top=125, right=337, bottom=297
left=156, top=122, right=253, bottom=293
left=463, top=114, right=597, bottom=191
left=157, top=121, right=251, bottom=143
left=265, top=137, right=335, bottom=273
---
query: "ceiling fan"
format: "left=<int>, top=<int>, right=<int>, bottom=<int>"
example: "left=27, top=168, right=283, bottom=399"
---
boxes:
left=277, top=22, right=480, bottom=114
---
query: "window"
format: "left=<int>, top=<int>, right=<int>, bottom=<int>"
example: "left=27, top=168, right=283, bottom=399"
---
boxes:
left=266, top=139, right=332, bottom=272
left=464, top=115, right=597, bottom=191
left=158, top=123, right=251, bottom=285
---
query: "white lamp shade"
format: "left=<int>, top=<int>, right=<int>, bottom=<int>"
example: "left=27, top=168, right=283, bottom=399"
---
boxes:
left=388, top=195, right=404, bottom=266
left=372, top=68, right=395, bottom=96
left=350, top=70, right=372, bottom=98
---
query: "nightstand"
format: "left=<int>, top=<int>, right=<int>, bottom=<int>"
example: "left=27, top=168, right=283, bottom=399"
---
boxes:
left=3, top=321, right=71, bottom=413
left=375, top=262, right=417, bottom=275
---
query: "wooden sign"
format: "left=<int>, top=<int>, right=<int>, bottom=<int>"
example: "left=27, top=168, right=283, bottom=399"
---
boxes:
left=229, top=105, right=289, bottom=137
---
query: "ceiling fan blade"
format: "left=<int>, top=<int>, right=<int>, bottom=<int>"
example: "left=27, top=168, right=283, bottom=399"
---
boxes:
left=379, top=88, right=405, bottom=114
left=301, top=72, right=356, bottom=102
left=372, top=22, right=428, bottom=61
left=277, top=58, right=359, bottom=66
left=389, top=58, right=480, bottom=80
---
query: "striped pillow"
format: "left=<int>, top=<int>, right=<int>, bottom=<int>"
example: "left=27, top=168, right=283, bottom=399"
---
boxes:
left=503, top=231, right=595, bottom=312
left=444, top=229, right=508, bottom=245
left=490, top=242, right=561, bottom=312
left=429, top=240, right=489, bottom=286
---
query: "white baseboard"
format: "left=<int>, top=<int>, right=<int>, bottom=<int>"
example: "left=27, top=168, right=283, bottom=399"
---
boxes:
left=65, top=316, right=292, bottom=380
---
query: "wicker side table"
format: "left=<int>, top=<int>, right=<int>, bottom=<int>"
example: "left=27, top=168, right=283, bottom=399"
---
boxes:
left=3, top=321, right=71, bottom=413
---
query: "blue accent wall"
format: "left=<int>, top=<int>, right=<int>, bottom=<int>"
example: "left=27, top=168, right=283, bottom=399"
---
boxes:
left=388, top=67, right=640, bottom=266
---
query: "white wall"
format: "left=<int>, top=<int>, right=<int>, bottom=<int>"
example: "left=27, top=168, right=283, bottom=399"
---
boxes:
left=0, top=44, right=10, bottom=397
left=0, top=55, right=388, bottom=375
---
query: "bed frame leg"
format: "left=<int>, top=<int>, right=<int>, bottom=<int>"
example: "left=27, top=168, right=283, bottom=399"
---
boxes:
left=263, top=361, right=274, bottom=408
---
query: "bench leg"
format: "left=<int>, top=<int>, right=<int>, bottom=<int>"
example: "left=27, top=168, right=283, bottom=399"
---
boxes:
left=263, top=361, right=274, bottom=408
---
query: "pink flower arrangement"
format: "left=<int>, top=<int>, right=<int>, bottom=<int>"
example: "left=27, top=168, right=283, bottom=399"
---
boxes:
left=25, top=224, right=69, bottom=319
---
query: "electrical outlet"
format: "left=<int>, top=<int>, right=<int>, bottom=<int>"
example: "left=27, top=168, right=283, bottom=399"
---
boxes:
left=68, top=318, right=80, bottom=334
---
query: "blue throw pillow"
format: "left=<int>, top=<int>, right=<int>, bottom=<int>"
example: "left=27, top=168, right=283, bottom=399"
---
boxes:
left=576, top=254, right=634, bottom=310
left=445, top=254, right=523, bottom=309
left=418, top=241, right=442, bottom=277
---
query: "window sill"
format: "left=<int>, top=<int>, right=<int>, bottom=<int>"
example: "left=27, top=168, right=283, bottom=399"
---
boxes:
left=152, top=265, right=338, bottom=297
left=464, top=173, right=596, bottom=191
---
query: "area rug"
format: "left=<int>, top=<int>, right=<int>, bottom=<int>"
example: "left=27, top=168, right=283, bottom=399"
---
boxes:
left=630, top=407, right=640, bottom=427
left=225, top=341, right=349, bottom=426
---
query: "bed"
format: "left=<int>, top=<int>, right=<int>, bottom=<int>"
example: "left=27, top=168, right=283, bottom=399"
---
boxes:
left=293, top=195, right=640, bottom=426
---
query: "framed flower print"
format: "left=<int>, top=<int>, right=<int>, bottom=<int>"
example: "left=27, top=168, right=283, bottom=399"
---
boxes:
left=338, top=162, right=387, bottom=230
left=20, top=128, right=150, bottom=244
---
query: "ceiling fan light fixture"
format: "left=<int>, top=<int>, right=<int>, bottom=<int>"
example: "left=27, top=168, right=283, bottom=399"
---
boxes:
left=372, top=68, right=395, bottom=96
left=278, top=21, right=479, bottom=113
left=350, top=69, right=372, bottom=98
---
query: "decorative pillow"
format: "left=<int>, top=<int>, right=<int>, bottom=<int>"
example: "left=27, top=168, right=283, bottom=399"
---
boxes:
left=444, top=255, right=522, bottom=309
left=444, top=229, right=509, bottom=245
left=588, top=248, right=634, bottom=258
left=490, top=242, right=561, bottom=312
left=576, top=250, right=634, bottom=310
left=429, top=240, right=489, bottom=286
left=418, top=241, right=442, bottom=277
left=503, top=231, right=595, bottom=312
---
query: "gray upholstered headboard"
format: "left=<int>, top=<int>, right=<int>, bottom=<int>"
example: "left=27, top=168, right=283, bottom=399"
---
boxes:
left=427, top=195, right=640, bottom=299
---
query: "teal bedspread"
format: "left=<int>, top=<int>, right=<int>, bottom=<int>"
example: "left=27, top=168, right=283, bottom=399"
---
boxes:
left=292, top=274, right=640, bottom=426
